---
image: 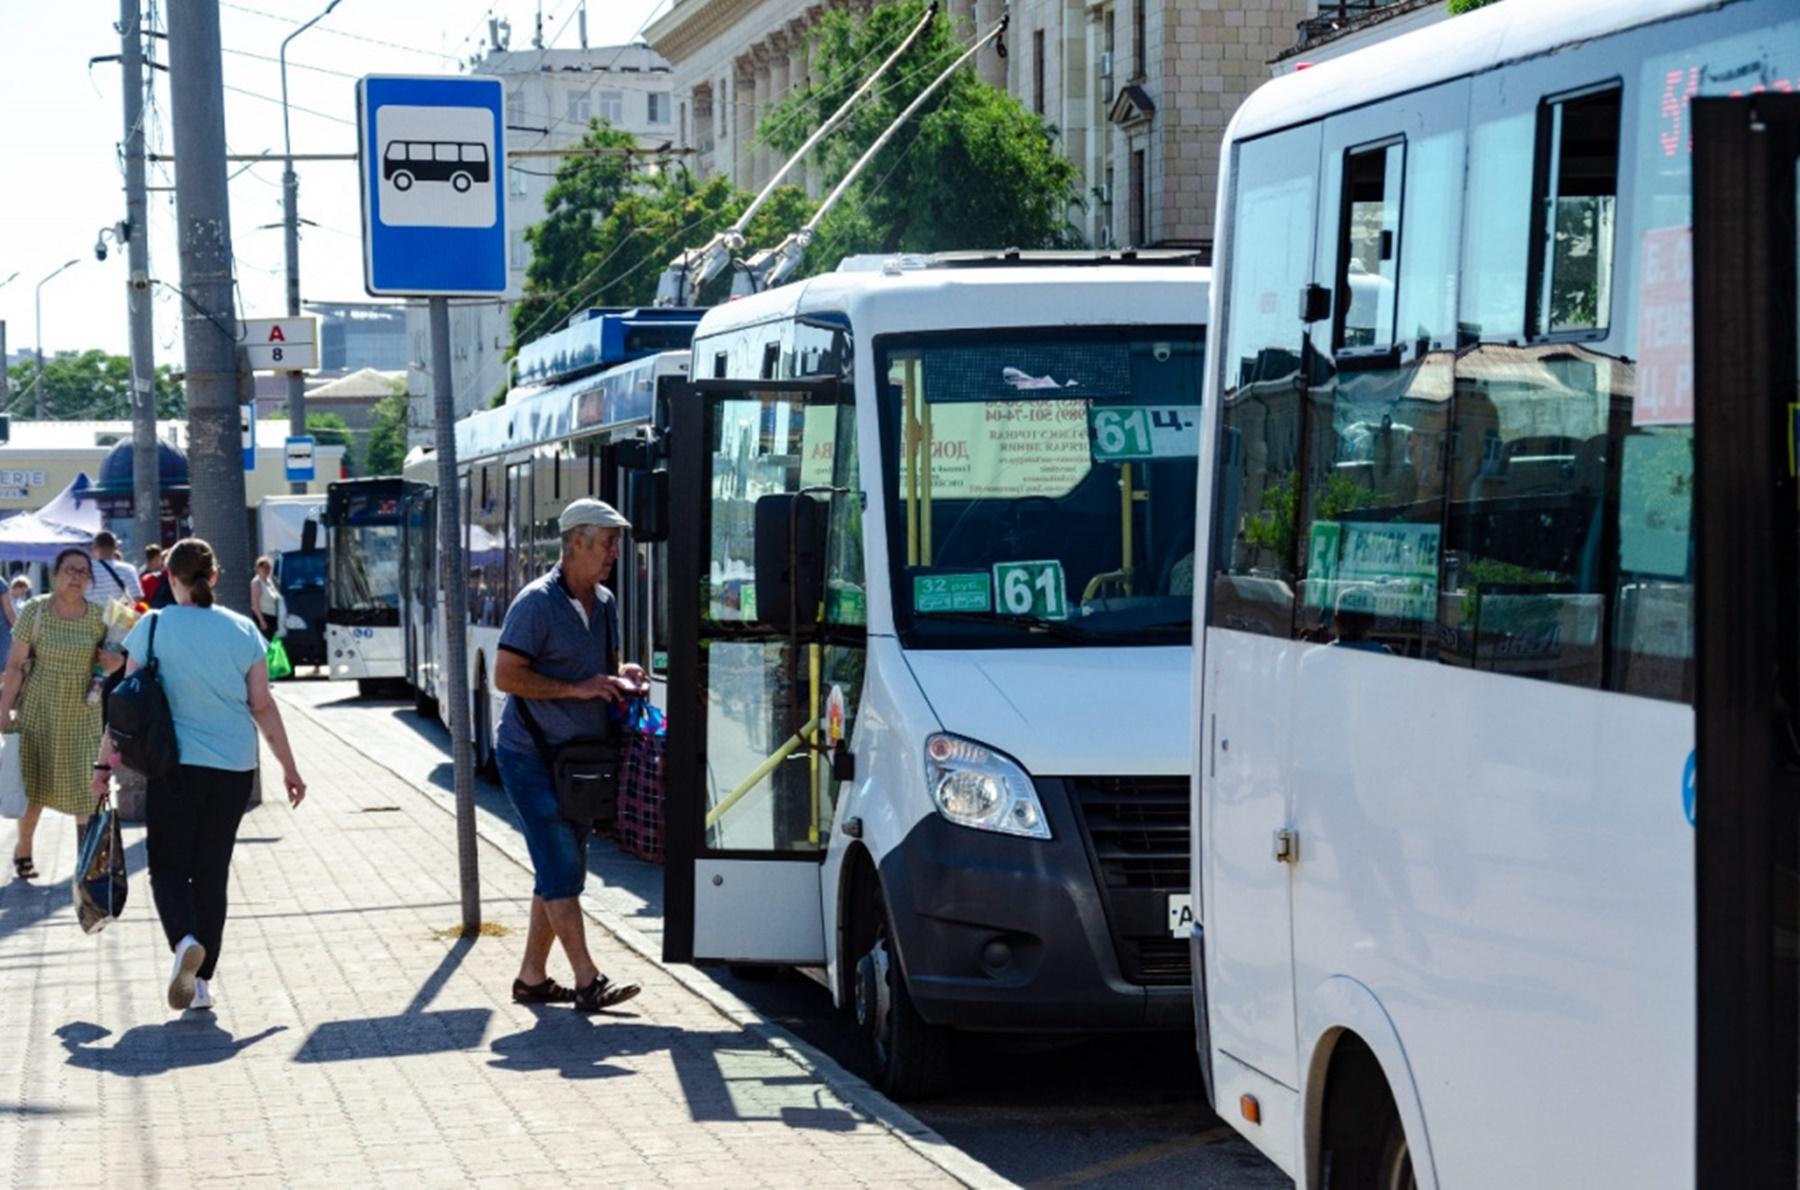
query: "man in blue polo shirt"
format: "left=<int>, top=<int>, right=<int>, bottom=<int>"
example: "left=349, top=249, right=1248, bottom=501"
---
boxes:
left=493, top=498, right=647, bottom=1013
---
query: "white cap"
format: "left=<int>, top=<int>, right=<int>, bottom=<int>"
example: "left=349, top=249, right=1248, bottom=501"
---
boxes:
left=558, top=497, right=631, bottom=534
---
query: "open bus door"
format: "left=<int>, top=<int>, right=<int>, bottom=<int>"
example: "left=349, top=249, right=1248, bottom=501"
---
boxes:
left=1691, top=93, right=1800, bottom=1187
left=663, top=376, right=853, bottom=966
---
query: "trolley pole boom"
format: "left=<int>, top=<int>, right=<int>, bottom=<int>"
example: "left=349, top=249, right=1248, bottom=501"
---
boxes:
left=653, top=2, right=940, bottom=306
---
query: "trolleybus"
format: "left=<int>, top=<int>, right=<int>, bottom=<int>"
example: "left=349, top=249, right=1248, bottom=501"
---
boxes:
left=324, top=477, right=420, bottom=695
left=1190, top=0, right=1800, bottom=1184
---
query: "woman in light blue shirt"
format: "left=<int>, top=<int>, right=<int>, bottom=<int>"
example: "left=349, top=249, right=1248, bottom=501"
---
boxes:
left=93, top=538, right=307, bottom=1013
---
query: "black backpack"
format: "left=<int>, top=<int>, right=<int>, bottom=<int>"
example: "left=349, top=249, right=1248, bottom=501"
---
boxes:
left=106, top=613, right=179, bottom=779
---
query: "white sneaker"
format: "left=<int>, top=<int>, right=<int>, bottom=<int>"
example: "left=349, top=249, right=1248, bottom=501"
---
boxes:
left=167, top=936, right=205, bottom=1010
left=191, top=978, right=213, bottom=1011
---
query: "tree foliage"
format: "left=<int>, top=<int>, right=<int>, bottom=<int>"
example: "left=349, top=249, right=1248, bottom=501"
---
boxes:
left=362, top=380, right=409, bottom=477
left=5, top=351, right=185, bottom=421
left=1447, top=0, right=1501, bottom=13
left=761, top=0, right=1083, bottom=254
left=305, top=411, right=353, bottom=473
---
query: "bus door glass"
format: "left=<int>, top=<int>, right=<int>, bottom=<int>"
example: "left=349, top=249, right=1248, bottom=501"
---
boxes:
left=663, top=377, right=855, bottom=965
left=1691, top=88, right=1800, bottom=1188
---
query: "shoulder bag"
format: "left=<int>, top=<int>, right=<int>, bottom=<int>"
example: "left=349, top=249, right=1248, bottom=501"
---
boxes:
left=106, top=614, right=180, bottom=780
left=515, top=697, right=618, bottom=829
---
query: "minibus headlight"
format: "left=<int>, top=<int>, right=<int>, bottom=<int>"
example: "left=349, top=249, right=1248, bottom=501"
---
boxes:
left=924, top=733, right=1051, bottom=840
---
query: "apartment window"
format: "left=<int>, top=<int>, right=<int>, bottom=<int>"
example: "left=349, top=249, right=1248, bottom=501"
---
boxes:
left=1129, top=149, right=1147, bottom=246
left=648, top=92, right=671, bottom=124
left=597, top=90, right=623, bottom=124
left=1132, top=0, right=1146, bottom=80
left=1102, top=9, right=1117, bottom=103
left=510, top=229, right=528, bottom=272
left=1530, top=84, right=1622, bottom=338
left=678, top=101, right=688, bottom=144
left=506, top=92, right=523, bottom=128
left=508, top=165, right=528, bottom=197
left=567, top=91, right=590, bottom=124
left=1033, top=30, right=1046, bottom=115
left=1102, top=164, right=1115, bottom=245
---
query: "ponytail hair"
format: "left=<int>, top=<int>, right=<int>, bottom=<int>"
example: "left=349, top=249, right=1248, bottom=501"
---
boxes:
left=166, top=538, right=218, bottom=608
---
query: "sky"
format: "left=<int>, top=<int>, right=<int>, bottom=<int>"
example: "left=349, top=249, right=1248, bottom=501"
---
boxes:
left=0, top=0, right=666, bottom=366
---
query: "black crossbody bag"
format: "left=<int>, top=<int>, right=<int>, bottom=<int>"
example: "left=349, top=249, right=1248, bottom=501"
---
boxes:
left=515, top=698, right=619, bottom=827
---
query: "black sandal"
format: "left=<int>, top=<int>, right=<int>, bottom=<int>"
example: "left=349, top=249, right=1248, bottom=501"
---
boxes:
left=573, top=975, right=640, bottom=1013
left=12, top=855, right=36, bottom=881
left=511, top=977, right=577, bottom=1004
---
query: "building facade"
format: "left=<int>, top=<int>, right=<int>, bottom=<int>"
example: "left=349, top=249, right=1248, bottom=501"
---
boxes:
left=646, top=0, right=1307, bottom=254
left=403, top=43, right=677, bottom=436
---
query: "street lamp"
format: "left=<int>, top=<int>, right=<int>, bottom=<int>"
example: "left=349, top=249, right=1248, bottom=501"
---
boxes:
left=280, top=0, right=345, bottom=494
left=32, top=259, right=80, bottom=419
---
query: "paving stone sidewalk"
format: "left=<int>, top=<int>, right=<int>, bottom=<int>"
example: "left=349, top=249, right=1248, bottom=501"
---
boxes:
left=0, top=707, right=963, bottom=1189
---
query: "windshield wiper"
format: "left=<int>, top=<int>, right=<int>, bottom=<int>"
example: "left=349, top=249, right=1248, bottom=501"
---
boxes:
left=914, top=610, right=1098, bottom=643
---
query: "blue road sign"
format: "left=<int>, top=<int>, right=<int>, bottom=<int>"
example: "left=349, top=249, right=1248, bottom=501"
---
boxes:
left=357, top=75, right=507, bottom=297
left=285, top=436, right=317, bottom=484
left=241, top=403, right=255, bottom=470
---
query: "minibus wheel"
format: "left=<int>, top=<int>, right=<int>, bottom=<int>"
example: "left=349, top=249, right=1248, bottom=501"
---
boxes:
left=853, top=889, right=951, bottom=1100
left=1320, top=1035, right=1414, bottom=1190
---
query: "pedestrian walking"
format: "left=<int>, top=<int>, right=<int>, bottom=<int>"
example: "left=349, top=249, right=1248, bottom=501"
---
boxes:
left=249, top=556, right=281, bottom=640
left=0, top=550, right=122, bottom=880
left=92, top=538, right=307, bottom=1012
left=87, top=532, right=142, bottom=607
left=493, top=498, right=645, bottom=1014
left=140, top=545, right=165, bottom=606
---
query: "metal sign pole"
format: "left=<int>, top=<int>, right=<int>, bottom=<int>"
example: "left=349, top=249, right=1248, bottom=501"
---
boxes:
left=430, top=295, right=480, bottom=932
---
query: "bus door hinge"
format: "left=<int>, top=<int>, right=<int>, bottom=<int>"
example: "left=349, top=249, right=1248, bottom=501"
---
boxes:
left=1273, top=827, right=1299, bottom=865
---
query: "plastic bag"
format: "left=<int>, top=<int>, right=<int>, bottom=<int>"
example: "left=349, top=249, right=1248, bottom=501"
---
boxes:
left=0, top=733, right=25, bottom=819
left=266, top=636, right=293, bottom=681
left=101, top=597, right=140, bottom=655
left=74, top=808, right=128, bottom=935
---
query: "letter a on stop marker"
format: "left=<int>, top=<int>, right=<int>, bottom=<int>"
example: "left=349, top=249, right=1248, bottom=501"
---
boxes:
left=268, top=324, right=286, bottom=342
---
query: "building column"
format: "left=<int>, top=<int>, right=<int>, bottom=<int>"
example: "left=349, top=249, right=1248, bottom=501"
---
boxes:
left=948, top=0, right=975, bottom=43
left=766, top=32, right=791, bottom=189
left=692, top=82, right=712, bottom=177
left=752, top=48, right=774, bottom=189
left=733, top=59, right=756, bottom=187
left=974, top=0, right=1006, bottom=88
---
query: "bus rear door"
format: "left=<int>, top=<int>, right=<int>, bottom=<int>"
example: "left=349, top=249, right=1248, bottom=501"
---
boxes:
left=1691, top=91, right=1800, bottom=1188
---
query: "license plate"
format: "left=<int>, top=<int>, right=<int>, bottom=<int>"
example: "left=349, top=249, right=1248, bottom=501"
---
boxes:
left=1167, top=893, right=1195, bottom=938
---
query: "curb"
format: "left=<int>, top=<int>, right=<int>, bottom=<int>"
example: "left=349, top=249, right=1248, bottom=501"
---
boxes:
left=282, top=690, right=1016, bottom=1190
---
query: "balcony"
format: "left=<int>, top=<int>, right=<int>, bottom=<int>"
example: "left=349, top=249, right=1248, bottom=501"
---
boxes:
left=1296, top=0, right=1433, bottom=48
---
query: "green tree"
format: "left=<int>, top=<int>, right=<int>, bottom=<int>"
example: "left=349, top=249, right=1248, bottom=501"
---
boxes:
left=305, top=411, right=354, bottom=474
left=1447, top=0, right=1501, bottom=13
left=362, top=380, right=410, bottom=477
left=761, top=1, right=1083, bottom=254
left=5, top=351, right=185, bottom=420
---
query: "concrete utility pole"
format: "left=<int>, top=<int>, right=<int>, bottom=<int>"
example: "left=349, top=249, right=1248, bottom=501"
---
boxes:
left=429, top=296, right=481, bottom=932
left=168, top=0, right=251, bottom=614
left=121, top=0, right=161, bottom=553
left=280, top=1, right=342, bottom=496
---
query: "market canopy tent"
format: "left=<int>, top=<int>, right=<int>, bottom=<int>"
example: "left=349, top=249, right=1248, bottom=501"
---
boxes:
left=0, top=474, right=102, bottom=564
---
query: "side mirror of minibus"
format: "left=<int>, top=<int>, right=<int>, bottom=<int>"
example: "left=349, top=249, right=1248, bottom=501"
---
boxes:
left=754, top=493, right=826, bottom=632
left=624, top=468, right=669, bottom=543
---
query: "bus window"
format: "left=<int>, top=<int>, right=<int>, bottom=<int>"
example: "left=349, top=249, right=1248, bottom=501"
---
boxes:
left=1531, top=85, right=1622, bottom=338
left=470, top=464, right=506, bottom=627
left=1336, top=139, right=1402, bottom=352
left=1461, top=106, right=1534, bottom=341
left=1208, top=123, right=1321, bottom=637
left=508, top=462, right=532, bottom=598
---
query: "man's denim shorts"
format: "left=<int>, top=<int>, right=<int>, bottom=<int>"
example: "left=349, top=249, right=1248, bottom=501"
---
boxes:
left=496, top=746, right=587, bottom=900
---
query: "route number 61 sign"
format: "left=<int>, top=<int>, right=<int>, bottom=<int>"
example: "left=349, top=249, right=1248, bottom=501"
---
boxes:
left=992, top=560, right=1069, bottom=619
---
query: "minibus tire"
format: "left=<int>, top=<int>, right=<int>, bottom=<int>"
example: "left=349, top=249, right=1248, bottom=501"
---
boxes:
left=857, top=890, right=952, bottom=1101
left=1320, top=1037, right=1413, bottom=1190
left=414, top=685, right=439, bottom=722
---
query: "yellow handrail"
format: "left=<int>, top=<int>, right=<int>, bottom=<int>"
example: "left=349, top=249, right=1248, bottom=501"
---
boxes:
left=704, top=716, right=822, bottom=830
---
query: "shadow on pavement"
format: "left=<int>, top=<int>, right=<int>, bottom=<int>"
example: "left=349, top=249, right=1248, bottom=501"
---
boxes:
left=293, top=933, right=493, bottom=1063
left=0, top=835, right=148, bottom=941
left=56, top=1019, right=286, bottom=1075
left=486, top=1009, right=859, bottom=1133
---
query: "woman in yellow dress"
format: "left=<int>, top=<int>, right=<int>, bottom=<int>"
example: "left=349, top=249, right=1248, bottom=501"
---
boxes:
left=0, top=548, right=122, bottom=879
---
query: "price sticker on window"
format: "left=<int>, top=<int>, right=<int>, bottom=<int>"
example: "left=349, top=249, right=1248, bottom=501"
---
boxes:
left=1090, top=406, right=1199, bottom=462
left=991, top=560, right=1069, bottom=619
left=914, top=572, right=992, bottom=613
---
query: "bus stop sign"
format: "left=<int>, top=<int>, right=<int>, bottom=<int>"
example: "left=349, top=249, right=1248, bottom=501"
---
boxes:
left=356, top=75, right=507, bottom=297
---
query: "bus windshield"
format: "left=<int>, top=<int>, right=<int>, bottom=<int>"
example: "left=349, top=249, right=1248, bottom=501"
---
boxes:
left=331, top=518, right=402, bottom=625
left=881, top=329, right=1203, bottom=647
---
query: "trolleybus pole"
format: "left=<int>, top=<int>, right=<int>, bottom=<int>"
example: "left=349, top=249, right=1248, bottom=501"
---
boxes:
left=429, top=295, right=481, bottom=930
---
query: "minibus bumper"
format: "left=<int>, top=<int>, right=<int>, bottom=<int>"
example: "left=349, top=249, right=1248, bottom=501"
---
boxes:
left=877, top=809, right=1192, bottom=1032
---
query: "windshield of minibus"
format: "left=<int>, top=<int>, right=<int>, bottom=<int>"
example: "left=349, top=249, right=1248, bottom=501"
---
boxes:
left=881, top=329, right=1203, bottom=647
left=331, top=522, right=401, bottom=619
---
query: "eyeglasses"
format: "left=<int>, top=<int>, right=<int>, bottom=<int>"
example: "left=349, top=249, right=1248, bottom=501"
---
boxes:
left=59, top=567, right=91, bottom=578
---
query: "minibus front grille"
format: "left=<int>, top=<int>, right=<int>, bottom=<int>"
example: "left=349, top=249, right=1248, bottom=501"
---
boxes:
left=1065, top=776, right=1191, bottom=987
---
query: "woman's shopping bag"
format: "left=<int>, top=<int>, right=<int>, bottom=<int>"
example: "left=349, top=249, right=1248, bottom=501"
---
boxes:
left=615, top=700, right=667, bottom=863
left=266, top=636, right=293, bottom=681
left=73, top=807, right=129, bottom=935
left=0, top=733, right=25, bottom=819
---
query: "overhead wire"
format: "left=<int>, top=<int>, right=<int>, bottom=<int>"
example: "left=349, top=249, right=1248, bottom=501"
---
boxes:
left=219, top=1, right=463, bottom=62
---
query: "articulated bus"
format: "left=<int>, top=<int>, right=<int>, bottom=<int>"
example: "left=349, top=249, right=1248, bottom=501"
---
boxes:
left=400, top=308, right=699, bottom=767
left=1191, top=1, right=1798, bottom=1185
left=324, top=478, right=422, bottom=695
left=659, top=255, right=1209, bottom=1098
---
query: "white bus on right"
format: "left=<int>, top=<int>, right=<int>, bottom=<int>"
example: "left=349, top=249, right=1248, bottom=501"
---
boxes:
left=1192, top=1, right=1800, bottom=1187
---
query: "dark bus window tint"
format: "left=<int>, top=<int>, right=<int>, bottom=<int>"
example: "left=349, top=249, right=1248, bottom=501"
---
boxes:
left=1441, top=345, right=1617, bottom=688
left=1209, top=125, right=1319, bottom=637
left=1461, top=107, right=1534, bottom=342
left=1337, top=141, right=1402, bottom=351
left=470, top=465, right=507, bottom=627
left=1532, top=86, right=1622, bottom=338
